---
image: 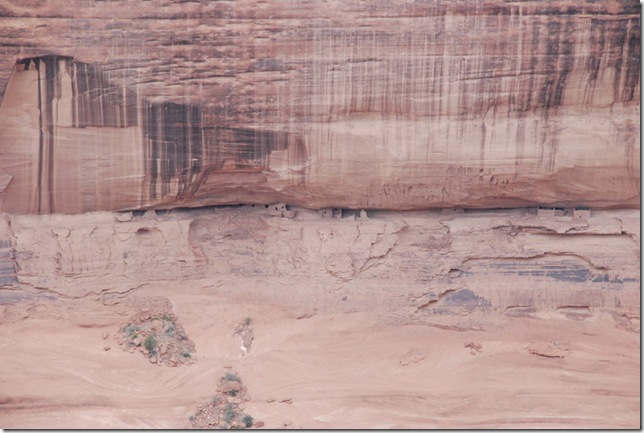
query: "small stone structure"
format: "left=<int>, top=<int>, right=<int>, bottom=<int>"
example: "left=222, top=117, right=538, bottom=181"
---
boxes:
left=319, top=208, right=342, bottom=219
left=537, top=206, right=590, bottom=218
left=537, top=207, right=555, bottom=217
left=267, top=203, right=295, bottom=218
left=573, top=208, right=591, bottom=219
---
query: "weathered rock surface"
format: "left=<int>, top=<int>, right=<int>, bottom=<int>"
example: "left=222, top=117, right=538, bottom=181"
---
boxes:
left=0, top=0, right=639, bottom=213
left=0, top=206, right=640, bottom=428
left=5, top=206, right=639, bottom=314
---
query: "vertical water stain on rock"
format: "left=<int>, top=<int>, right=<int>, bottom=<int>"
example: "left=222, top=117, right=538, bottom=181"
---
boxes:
left=3, top=56, right=307, bottom=213
left=0, top=1, right=638, bottom=213
left=70, top=62, right=139, bottom=128
left=143, top=102, right=203, bottom=201
left=142, top=102, right=307, bottom=203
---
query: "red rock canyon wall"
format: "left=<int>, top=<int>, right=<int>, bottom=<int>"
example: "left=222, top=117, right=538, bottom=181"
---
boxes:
left=0, top=0, right=639, bottom=214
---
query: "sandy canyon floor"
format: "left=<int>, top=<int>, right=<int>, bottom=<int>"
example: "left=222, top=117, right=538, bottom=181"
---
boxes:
left=0, top=206, right=639, bottom=429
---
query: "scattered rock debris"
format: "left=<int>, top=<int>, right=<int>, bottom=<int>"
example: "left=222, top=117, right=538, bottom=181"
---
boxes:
left=464, top=341, right=483, bottom=355
left=188, top=372, right=257, bottom=429
left=612, top=312, right=640, bottom=333
left=117, top=307, right=195, bottom=367
left=527, top=341, right=569, bottom=358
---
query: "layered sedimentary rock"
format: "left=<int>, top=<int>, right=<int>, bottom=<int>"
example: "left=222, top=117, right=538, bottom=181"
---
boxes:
left=3, top=206, right=640, bottom=315
left=0, top=0, right=639, bottom=214
left=0, top=207, right=640, bottom=429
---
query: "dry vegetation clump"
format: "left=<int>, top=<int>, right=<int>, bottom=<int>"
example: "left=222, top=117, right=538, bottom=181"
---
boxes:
left=188, top=371, right=256, bottom=429
left=117, top=309, right=195, bottom=366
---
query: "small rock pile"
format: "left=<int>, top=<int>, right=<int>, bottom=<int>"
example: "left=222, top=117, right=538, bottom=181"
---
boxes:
left=233, top=317, right=254, bottom=356
left=117, top=309, right=195, bottom=366
left=188, top=372, right=257, bottom=429
left=464, top=341, right=483, bottom=355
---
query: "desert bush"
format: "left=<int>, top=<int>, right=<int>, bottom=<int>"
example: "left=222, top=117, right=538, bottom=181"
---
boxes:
left=224, top=372, right=240, bottom=382
left=242, top=414, right=254, bottom=428
left=145, top=335, right=157, bottom=353
left=164, top=323, right=176, bottom=336
left=124, top=323, right=140, bottom=336
left=224, top=403, right=236, bottom=424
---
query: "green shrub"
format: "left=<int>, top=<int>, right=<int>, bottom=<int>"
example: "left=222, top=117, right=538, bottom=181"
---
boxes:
left=124, top=323, right=140, bottom=336
left=242, top=414, right=254, bottom=428
left=224, top=372, right=240, bottom=382
left=145, top=335, right=157, bottom=353
left=224, top=403, right=236, bottom=424
left=164, top=323, right=176, bottom=336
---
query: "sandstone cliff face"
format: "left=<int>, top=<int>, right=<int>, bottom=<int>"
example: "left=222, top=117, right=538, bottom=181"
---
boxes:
left=3, top=207, right=640, bottom=316
left=0, top=0, right=639, bottom=213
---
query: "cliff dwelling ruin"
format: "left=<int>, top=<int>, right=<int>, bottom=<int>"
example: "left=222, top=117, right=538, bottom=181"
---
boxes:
left=0, top=0, right=639, bottom=429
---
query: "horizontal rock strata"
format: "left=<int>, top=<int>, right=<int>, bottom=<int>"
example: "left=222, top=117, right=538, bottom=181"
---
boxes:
left=5, top=207, right=639, bottom=315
